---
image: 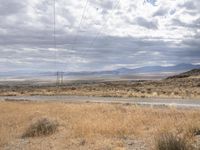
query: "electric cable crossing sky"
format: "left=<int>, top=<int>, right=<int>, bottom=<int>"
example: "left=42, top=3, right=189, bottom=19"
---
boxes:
left=53, top=0, right=64, bottom=85
left=0, top=0, right=199, bottom=72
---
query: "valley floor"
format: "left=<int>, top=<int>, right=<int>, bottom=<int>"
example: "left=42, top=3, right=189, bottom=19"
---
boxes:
left=0, top=101, right=200, bottom=150
left=0, top=77, right=200, bottom=99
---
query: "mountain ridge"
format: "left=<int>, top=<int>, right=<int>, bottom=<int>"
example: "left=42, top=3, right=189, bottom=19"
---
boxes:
left=65, top=63, right=200, bottom=76
left=1, top=63, right=200, bottom=77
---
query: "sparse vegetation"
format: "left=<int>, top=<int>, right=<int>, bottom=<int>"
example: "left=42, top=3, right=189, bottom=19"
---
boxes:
left=0, top=72, right=200, bottom=99
left=155, top=132, right=191, bottom=150
left=0, top=101, right=200, bottom=149
left=167, top=69, right=200, bottom=79
left=22, top=117, right=58, bottom=138
left=187, top=125, right=200, bottom=137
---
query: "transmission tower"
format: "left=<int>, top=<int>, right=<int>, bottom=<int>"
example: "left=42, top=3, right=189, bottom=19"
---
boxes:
left=56, top=72, right=64, bottom=85
left=53, top=0, right=64, bottom=86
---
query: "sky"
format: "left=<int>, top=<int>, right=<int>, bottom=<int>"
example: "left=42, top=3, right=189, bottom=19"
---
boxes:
left=0, top=0, right=200, bottom=72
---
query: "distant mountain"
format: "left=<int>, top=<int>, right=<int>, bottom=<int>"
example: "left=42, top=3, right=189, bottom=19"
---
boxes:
left=65, top=63, right=200, bottom=76
left=0, top=70, right=56, bottom=77
left=125, top=63, right=200, bottom=74
left=1, top=63, right=200, bottom=78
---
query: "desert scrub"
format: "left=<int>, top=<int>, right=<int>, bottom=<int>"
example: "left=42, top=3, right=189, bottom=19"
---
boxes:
left=187, top=125, right=200, bottom=137
left=22, top=117, right=58, bottom=138
left=155, top=132, right=192, bottom=150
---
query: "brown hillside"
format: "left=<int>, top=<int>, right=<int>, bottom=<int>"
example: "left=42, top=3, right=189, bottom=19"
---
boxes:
left=167, top=69, right=200, bottom=79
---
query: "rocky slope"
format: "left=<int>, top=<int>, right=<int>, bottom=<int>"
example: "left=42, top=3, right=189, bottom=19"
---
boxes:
left=167, top=69, right=200, bottom=79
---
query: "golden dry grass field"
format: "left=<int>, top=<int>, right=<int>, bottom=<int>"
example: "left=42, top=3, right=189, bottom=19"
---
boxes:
left=0, top=101, right=200, bottom=150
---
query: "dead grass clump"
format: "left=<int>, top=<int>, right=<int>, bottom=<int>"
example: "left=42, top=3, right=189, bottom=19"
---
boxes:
left=155, top=132, right=191, bottom=150
left=22, top=117, right=58, bottom=138
left=188, top=125, right=200, bottom=137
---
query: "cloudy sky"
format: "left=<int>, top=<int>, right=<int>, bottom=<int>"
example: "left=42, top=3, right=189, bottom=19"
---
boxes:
left=0, top=0, right=200, bottom=72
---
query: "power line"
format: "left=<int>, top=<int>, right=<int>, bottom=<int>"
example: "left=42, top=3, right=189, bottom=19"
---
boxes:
left=52, top=0, right=120, bottom=82
left=53, top=0, right=57, bottom=68
left=53, top=0, right=58, bottom=85
left=53, top=0, right=62, bottom=85
left=88, top=0, right=121, bottom=49
left=71, top=0, right=89, bottom=51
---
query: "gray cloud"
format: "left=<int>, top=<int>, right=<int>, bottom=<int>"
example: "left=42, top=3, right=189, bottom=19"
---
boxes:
left=178, top=1, right=196, bottom=10
left=171, top=17, right=200, bottom=29
left=0, top=0, right=26, bottom=16
left=153, top=7, right=169, bottom=17
left=0, top=0, right=200, bottom=72
left=134, top=17, right=158, bottom=29
left=1, top=33, right=198, bottom=71
left=89, top=0, right=115, bottom=15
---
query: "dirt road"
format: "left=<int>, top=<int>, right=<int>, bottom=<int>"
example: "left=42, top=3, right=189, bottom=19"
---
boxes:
left=0, top=95, right=200, bottom=108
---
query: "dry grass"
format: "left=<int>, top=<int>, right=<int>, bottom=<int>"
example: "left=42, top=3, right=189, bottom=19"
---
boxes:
left=187, top=125, right=200, bottom=137
left=0, top=101, right=200, bottom=149
left=0, top=77, right=200, bottom=99
left=22, top=117, right=58, bottom=138
left=155, top=132, right=191, bottom=150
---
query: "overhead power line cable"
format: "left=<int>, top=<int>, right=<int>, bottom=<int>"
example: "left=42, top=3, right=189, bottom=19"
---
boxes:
left=88, top=0, right=121, bottom=49
left=71, top=0, right=89, bottom=51
left=53, top=0, right=57, bottom=67
left=53, top=0, right=60, bottom=85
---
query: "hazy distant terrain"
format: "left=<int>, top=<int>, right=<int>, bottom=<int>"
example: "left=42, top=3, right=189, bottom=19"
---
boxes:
left=0, top=69, right=200, bottom=99
left=1, top=64, right=199, bottom=81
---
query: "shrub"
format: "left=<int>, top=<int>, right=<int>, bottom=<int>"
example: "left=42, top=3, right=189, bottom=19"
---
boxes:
left=188, top=125, right=200, bottom=137
left=155, top=132, right=191, bottom=150
left=22, top=117, right=58, bottom=138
